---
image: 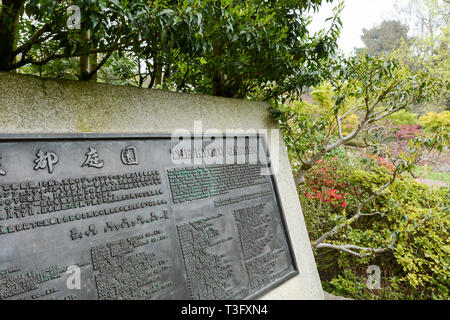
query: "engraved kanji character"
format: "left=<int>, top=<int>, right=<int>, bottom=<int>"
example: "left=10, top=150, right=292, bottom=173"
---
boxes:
left=82, top=147, right=104, bottom=168
left=120, top=146, right=139, bottom=165
left=0, top=154, right=5, bottom=176
left=33, top=150, right=59, bottom=173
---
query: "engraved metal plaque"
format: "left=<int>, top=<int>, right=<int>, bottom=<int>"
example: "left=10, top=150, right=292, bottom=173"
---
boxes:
left=0, top=134, right=297, bottom=300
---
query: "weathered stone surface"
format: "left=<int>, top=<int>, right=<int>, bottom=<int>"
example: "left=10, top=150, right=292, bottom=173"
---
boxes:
left=0, top=71, right=324, bottom=299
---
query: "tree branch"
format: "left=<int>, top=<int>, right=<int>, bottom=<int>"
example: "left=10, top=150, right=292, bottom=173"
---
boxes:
left=315, top=243, right=389, bottom=257
left=83, top=50, right=114, bottom=81
left=338, top=104, right=364, bottom=121
left=10, top=47, right=116, bottom=69
left=335, top=114, right=344, bottom=139
left=13, top=22, right=53, bottom=56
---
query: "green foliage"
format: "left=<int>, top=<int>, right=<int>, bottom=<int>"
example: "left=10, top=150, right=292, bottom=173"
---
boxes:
left=388, top=110, right=418, bottom=125
left=294, top=83, right=335, bottom=120
left=1, top=0, right=343, bottom=100
left=290, top=83, right=361, bottom=136
left=392, top=0, right=450, bottom=112
left=383, top=178, right=449, bottom=294
left=329, top=52, right=441, bottom=112
left=272, top=51, right=443, bottom=182
left=11, top=0, right=208, bottom=79
left=301, top=157, right=450, bottom=299
left=419, top=111, right=450, bottom=133
left=324, top=270, right=371, bottom=299
left=152, top=0, right=343, bottom=99
left=271, top=50, right=446, bottom=300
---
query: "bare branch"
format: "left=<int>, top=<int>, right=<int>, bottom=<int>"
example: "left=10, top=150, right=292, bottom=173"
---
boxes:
left=368, top=102, right=410, bottom=123
left=284, top=117, right=306, bottom=166
left=335, top=114, right=344, bottom=139
left=360, top=211, right=382, bottom=217
left=324, top=123, right=363, bottom=152
left=315, top=243, right=389, bottom=257
left=338, top=104, right=364, bottom=120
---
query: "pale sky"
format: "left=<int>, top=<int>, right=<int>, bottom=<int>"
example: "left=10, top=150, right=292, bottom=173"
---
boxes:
left=309, top=0, right=411, bottom=55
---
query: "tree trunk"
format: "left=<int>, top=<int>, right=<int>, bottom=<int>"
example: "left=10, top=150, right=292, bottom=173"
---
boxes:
left=162, top=63, right=171, bottom=84
left=0, top=0, right=25, bottom=71
left=210, top=41, right=236, bottom=97
left=211, top=71, right=237, bottom=97
left=294, top=164, right=313, bottom=186
left=211, top=71, right=226, bottom=96
left=79, top=29, right=90, bottom=80
left=89, top=51, right=97, bottom=82
left=154, top=64, right=162, bottom=86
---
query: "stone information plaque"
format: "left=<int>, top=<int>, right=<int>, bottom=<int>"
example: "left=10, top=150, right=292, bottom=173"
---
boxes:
left=0, top=134, right=297, bottom=300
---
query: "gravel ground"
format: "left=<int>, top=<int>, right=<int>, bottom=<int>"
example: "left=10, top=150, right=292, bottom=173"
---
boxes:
left=416, top=178, right=449, bottom=188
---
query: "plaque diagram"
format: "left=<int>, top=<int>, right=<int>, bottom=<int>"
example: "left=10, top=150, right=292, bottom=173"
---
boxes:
left=0, top=134, right=297, bottom=300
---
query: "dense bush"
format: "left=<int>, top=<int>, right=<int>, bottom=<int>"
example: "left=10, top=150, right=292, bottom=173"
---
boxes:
left=300, top=156, right=450, bottom=299
left=394, top=124, right=423, bottom=140
left=388, top=110, right=419, bottom=125
left=420, top=111, right=450, bottom=133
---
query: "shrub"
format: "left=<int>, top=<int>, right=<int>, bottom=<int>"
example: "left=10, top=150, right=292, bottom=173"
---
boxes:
left=388, top=110, right=419, bottom=125
left=300, top=157, right=450, bottom=299
left=419, top=111, right=450, bottom=133
left=395, top=124, right=423, bottom=140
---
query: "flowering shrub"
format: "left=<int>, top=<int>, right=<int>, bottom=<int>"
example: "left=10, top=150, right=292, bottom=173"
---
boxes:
left=395, top=124, right=423, bottom=140
left=303, top=156, right=393, bottom=211
left=373, top=156, right=394, bottom=172
left=300, top=157, right=450, bottom=300
left=305, top=158, right=349, bottom=209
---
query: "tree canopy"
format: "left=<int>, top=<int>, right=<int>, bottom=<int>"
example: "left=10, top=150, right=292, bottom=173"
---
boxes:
left=393, top=0, right=450, bottom=112
left=357, top=0, right=450, bottom=113
left=0, top=0, right=342, bottom=100
left=360, top=20, right=409, bottom=57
